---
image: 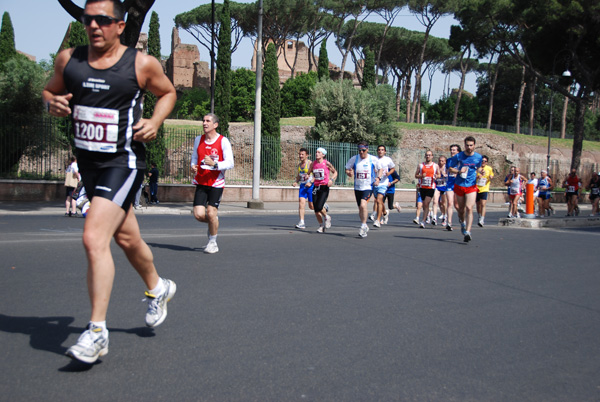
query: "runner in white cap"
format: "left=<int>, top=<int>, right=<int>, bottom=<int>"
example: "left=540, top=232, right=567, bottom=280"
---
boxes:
left=305, top=147, right=337, bottom=233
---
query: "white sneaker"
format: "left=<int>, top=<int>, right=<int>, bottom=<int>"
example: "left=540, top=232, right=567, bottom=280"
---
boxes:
left=66, top=324, right=109, bottom=364
left=419, top=222, right=425, bottom=229
left=325, top=203, right=330, bottom=212
left=204, top=241, right=219, bottom=254
left=413, top=218, right=420, bottom=225
left=382, top=212, right=389, bottom=224
left=369, top=213, right=375, bottom=222
left=478, top=217, right=483, bottom=227
left=295, top=221, right=306, bottom=229
left=317, top=226, right=324, bottom=233
left=373, top=220, right=381, bottom=228
left=394, top=202, right=402, bottom=213
left=425, top=216, right=431, bottom=224
left=325, top=215, right=332, bottom=229
left=438, top=214, right=445, bottom=220
left=358, top=226, right=369, bottom=238
left=145, top=278, right=177, bottom=327
left=432, top=217, right=437, bottom=226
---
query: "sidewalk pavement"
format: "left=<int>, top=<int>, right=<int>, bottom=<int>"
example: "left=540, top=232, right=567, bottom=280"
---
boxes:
left=0, top=199, right=593, bottom=219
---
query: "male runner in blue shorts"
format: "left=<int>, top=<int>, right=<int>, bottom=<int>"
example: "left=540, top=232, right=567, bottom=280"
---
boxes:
left=447, top=136, right=483, bottom=242
left=292, top=148, right=314, bottom=229
left=43, top=0, right=177, bottom=363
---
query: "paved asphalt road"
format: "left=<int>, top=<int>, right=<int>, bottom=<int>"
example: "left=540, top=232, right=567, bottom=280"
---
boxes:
left=1, top=210, right=599, bottom=401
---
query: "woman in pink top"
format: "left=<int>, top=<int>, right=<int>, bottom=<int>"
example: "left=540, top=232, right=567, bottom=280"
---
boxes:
left=306, top=147, right=338, bottom=233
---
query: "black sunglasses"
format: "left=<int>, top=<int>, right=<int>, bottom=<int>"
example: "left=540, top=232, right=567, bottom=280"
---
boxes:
left=81, top=14, right=121, bottom=26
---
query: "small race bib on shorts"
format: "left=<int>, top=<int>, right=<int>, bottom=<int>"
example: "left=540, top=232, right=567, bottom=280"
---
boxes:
left=73, top=105, right=119, bottom=153
left=567, top=185, right=575, bottom=193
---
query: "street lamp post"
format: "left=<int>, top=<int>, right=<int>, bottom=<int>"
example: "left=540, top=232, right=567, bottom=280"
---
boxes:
left=546, top=52, right=572, bottom=173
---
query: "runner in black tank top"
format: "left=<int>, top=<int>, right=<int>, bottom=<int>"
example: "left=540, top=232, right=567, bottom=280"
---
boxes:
left=64, top=46, right=145, bottom=170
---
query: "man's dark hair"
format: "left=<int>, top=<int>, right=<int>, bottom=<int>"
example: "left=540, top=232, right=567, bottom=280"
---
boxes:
left=299, top=148, right=308, bottom=154
left=482, top=155, right=489, bottom=161
left=85, top=0, right=126, bottom=20
left=450, top=144, right=461, bottom=152
left=464, top=136, right=476, bottom=144
left=377, top=145, right=386, bottom=151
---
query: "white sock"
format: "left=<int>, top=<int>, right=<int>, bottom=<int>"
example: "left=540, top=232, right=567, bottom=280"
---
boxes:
left=209, top=235, right=218, bottom=243
left=149, top=278, right=165, bottom=296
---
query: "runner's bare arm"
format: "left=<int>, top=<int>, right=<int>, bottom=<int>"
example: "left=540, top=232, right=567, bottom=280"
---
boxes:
left=42, top=49, right=75, bottom=117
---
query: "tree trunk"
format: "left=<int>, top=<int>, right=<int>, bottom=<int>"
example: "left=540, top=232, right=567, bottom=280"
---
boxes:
left=405, top=73, right=412, bottom=123
left=560, top=91, right=570, bottom=139
left=486, top=61, right=499, bottom=129
left=571, top=89, right=588, bottom=170
left=529, top=76, right=537, bottom=135
left=515, top=66, right=526, bottom=134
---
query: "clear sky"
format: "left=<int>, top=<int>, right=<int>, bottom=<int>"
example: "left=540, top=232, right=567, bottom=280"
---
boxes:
left=1, top=0, right=476, bottom=103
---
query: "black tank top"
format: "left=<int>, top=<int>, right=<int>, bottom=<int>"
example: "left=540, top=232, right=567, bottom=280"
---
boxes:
left=64, top=46, right=146, bottom=170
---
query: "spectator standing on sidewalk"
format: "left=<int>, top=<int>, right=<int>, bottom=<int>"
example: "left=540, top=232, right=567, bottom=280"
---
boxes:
left=64, top=156, right=80, bottom=216
left=148, top=162, right=159, bottom=204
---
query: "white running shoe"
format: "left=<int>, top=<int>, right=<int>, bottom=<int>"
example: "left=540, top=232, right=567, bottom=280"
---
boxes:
left=317, top=226, right=324, bottom=233
left=464, top=231, right=472, bottom=242
left=325, top=203, right=329, bottom=212
left=204, top=241, right=219, bottom=254
left=394, top=202, right=402, bottom=213
left=413, top=218, right=420, bottom=225
left=478, top=217, right=483, bottom=227
left=425, top=216, right=432, bottom=224
left=382, top=212, right=389, bottom=224
left=438, top=214, right=445, bottom=220
left=325, top=215, right=332, bottom=229
left=358, top=226, right=369, bottom=238
left=419, top=222, right=425, bottom=228
left=295, top=221, right=306, bottom=229
left=432, top=217, right=437, bottom=226
left=373, top=220, right=381, bottom=228
left=66, top=324, right=109, bottom=364
left=369, top=213, right=375, bottom=222
left=441, top=218, right=447, bottom=227
left=145, top=278, right=177, bottom=327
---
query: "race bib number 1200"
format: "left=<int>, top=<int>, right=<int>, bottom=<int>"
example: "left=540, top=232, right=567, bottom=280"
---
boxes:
left=73, top=105, right=119, bottom=153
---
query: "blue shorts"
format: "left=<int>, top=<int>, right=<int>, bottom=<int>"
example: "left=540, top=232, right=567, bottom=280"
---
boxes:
left=374, top=184, right=388, bottom=195
left=299, top=184, right=314, bottom=202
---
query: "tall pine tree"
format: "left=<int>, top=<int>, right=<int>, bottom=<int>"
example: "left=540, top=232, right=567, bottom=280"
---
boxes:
left=361, top=49, right=375, bottom=90
left=261, top=43, right=281, bottom=180
left=144, top=11, right=166, bottom=174
left=0, top=12, right=17, bottom=70
left=215, top=0, right=232, bottom=137
left=317, top=40, right=329, bottom=81
left=66, top=21, right=89, bottom=48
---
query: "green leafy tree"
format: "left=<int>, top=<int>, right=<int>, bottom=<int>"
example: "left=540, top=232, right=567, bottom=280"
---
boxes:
left=317, top=39, right=329, bottom=80
left=281, top=71, right=317, bottom=117
left=311, top=79, right=400, bottom=146
left=0, top=56, right=48, bottom=174
left=0, top=12, right=17, bottom=69
left=173, top=88, right=210, bottom=120
left=215, top=0, right=232, bottom=137
left=455, top=0, right=600, bottom=170
left=261, top=43, right=282, bottom=180
left=230, top=68, right=255, bottom=121
left=361, top=48, right=376, bottom=90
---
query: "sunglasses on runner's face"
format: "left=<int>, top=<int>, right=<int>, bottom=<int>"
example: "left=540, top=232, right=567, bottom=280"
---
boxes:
left=358, top=148, right=368, bottom=152
left=81, top=14, right=121, bottom=26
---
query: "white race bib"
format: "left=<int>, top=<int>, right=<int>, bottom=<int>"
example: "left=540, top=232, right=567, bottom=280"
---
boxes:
left=73, top=105, right=119, bottom=153
left=567, top=185, right=576, bottom=192
left=313, top=168, right=325, bottom=180
left=477, top=177, right=488, bottom=187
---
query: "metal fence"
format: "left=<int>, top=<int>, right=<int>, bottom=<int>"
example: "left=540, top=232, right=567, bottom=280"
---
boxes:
left=0, top=115, right=402, bottom=187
